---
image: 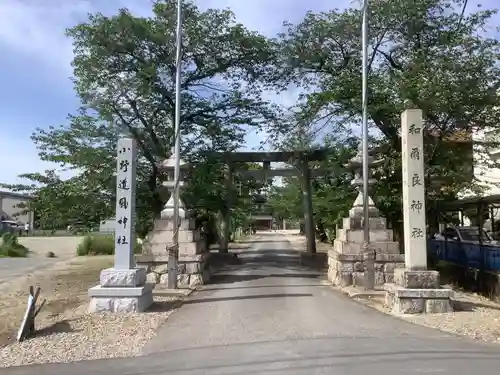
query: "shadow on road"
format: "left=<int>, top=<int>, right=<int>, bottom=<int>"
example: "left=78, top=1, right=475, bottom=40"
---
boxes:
left=183, top=293, right=314, bottom=304
left=236, top=239, right=287, bottom=244
left=210, top=272, right=321, bottom=285
left=208, top=241, right=325, bottom=286
left=202, top=284, right=325, bottom=292
left=235, top=249, right=298, bottom=256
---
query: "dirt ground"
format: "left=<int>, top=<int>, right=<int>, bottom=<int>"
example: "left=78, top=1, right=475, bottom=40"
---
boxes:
left=0, top=256, right=113, bottom=347
left=0, top=236, right=84, bottom=282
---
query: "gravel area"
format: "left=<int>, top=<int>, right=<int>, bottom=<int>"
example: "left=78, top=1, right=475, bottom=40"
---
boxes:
left=0, top=296, right=180, bottom=367
left=402, top=292, right=500, bottom=343
left=352, top=290, right=500, bottom=344
left=0, top=255, right=183, bottom=368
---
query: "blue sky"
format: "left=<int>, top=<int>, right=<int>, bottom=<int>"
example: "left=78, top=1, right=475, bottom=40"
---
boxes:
left=0, top=0, right=497, bottom=186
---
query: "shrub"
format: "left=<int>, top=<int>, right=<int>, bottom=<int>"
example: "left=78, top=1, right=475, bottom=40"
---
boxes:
left=0, top=233, right=29, bottom=257
left=76, top=234, right=142, bottom=256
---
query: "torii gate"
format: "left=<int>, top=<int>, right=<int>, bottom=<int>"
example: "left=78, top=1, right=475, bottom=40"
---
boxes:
left=205, top=149, right=330, bottom=254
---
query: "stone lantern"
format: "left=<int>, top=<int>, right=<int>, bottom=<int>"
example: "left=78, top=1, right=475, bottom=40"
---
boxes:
left=346, top=144, right=383, bottom=218
left=158, top=149, right=190, bottom=219
left=327, top=143, right=404, bottom=289
left=138, top=149, right=211, bottom=288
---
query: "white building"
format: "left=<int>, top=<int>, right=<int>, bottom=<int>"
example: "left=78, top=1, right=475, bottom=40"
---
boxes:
left=0, top=190, right=34, bottom=227
left=469, top=129, right=500, bottom=196
left=453, top=129, right=500, bottom=228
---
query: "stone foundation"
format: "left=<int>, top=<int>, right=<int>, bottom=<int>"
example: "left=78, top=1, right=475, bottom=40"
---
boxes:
left=138, top=217, right=211, bottom=287
left=88, top=268, right=154, bottom=313
left=328, top=251, right=405, bottom=287
left=137, top=252, right=212, bottom=288
left=328, top=208, right=405, bottom=287
left=384, top=268, right=454, bottom=314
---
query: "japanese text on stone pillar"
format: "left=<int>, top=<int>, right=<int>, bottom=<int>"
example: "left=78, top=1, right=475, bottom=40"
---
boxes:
left=115, top=138, right=137, bottom=269
left=402, top=109, right=428, bottom=269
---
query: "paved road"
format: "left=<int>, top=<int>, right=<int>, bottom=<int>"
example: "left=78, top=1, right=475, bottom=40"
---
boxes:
left=0, top=237, right=81, bottom=282
left=4, top=233, right=500, bottom=374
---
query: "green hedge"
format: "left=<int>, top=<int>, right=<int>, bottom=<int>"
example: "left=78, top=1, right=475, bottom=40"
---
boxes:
left=0, top=233, right=29, bottom=257
left=77, top=234, right=142, bottom=256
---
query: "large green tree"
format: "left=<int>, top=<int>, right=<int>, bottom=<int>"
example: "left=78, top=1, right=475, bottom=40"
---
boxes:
left=269, top=0, right=500, bottom=230
left=6, top=0, right=278, bottom=236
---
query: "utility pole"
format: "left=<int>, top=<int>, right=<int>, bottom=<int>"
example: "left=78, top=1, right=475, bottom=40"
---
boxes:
left=167, top=0, right=183, bottom=289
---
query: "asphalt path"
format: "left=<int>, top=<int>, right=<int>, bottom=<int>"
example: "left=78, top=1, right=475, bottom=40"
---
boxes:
left=4, top=232, right=500, bottom=374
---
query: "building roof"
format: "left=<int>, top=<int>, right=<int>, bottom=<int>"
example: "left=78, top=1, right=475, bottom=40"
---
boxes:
left=434, top=194, right=500, bottom=210
left=0, top=190, right=33, bottom=200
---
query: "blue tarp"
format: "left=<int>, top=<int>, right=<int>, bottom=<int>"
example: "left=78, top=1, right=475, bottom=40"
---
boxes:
left=428, top=239, right=500, bottom=272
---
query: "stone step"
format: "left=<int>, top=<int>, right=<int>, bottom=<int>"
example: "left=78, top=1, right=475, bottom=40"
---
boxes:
left=342, top=216, right=386, bottom=230
left=147, top=241, right=206, bottom=256
left=147, top=229, right=201, bottom=244
left=153, top=218, right=197, bottom=231
left=336, top=228, right=393, bottom=242
left=333, top=240, right=400, bottom=254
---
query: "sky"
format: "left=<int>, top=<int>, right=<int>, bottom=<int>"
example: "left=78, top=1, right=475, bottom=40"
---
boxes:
left=0, top=0, right=497, bottom=186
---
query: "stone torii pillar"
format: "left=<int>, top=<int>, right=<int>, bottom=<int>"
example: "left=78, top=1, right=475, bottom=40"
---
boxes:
left=219, top=163, right=233, bottom=253
left=384, top=108, right=454, bottom=314
left=300, top=157, right=316, bottom=254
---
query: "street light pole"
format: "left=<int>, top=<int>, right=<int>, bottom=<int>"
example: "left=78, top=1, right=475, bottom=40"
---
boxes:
left=361, top=0, right=375, bottom=290
left=167, top=0, right=183, bottom=289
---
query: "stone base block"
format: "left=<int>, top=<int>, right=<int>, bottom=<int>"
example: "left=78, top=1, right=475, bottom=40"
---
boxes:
left=384, top=283, right=454, bottom=314
left=136, top=252, right=212, bottom=288
left=343, top=216, right=387, bottom=230
left=333, top=240, right=400, bottom=255
left=151, top=217, right=196, bottom=231
left=158, top=271, right=208, bottom=288
left=337, top=228, right=393, bottom=243
left=88, top=284, right=154, bottom=313
left=99, top=268, right=146, bottom=287
left=394, top=268, right=440, bottom=289
left=147, top=240, right=206, bottom=256
left=327, top=249, right=405, bottom=287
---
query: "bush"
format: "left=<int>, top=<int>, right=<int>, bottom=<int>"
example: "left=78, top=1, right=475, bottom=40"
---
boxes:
left=0, top=233, right=29, bottom=257
left=76, top=234, right=142, bottom=256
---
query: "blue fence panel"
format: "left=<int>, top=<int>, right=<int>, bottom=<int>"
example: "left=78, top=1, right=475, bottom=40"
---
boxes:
left=427, top=239, right=500, bottom=272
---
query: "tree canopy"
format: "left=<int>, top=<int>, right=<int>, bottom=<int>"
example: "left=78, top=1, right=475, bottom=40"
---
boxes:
left=4, top=0, right=500, bottom=241
left=4, top=0, right=278, bottom=236
left=266, top=0, right=500, bottom=233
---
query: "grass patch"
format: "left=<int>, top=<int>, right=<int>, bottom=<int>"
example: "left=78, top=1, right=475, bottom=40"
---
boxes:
left=0, top=233, right=29, bottom=257
left=76, top=234, right=142, bottom=256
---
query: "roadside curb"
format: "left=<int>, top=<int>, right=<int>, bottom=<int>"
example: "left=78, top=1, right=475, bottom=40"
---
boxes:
left=338, top=285, right=385, bottom=299
left=153, top=287, right=194, bottom=297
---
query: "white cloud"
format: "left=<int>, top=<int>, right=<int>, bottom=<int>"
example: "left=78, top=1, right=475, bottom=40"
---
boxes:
left=0, top=0, right=154, bottom=75
left=0, top=0, right=342, bottom=185
left=0, top=0, right=91, bottom=75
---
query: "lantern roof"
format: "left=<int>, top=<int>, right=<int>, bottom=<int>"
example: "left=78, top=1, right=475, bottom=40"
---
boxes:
left=159, top=148, right=189, bottom=170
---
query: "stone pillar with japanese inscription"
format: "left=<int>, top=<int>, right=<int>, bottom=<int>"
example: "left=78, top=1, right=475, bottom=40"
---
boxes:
left=401, top=112, right=427, bottom=270
left=384, top=109, right=454, bottom=314
left=88, top=137, right=153, bottom=313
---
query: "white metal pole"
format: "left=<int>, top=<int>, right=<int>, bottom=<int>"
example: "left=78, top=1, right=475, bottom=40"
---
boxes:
left=361, top=0, right=374, bottom=290
left=168, top=0, right=183, bottom=289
